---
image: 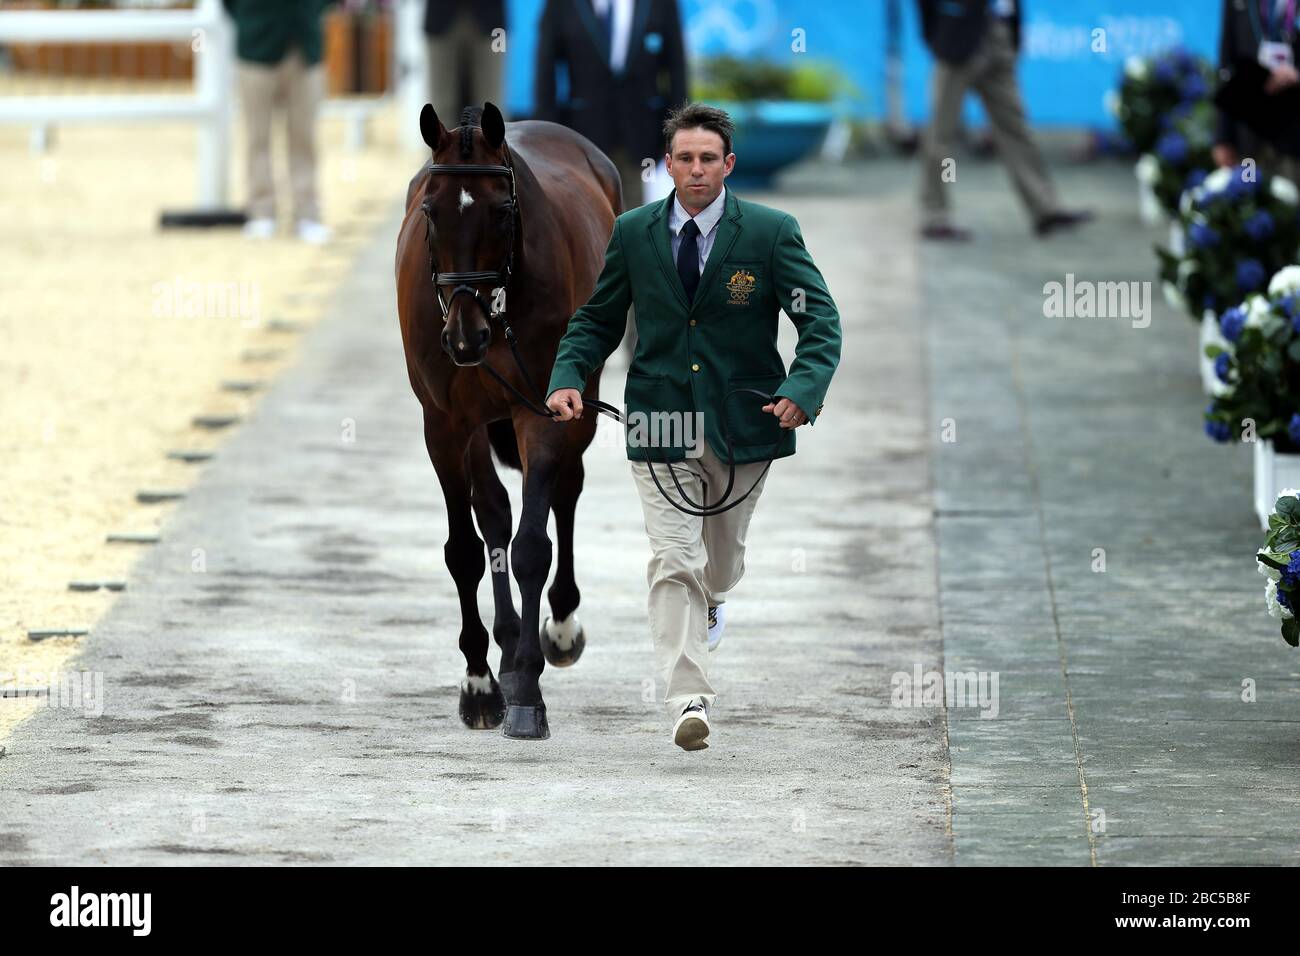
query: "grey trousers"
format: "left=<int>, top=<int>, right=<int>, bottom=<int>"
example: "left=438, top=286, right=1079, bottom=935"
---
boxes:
left=427, top=10, right=506, bottom=125
left=630, top=441, right=770, bottom=719
left=919, top=21, right=1060, bottom=227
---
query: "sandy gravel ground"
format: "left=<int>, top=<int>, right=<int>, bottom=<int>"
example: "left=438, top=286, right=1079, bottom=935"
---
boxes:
left=0, top=104, right=418, bottom=739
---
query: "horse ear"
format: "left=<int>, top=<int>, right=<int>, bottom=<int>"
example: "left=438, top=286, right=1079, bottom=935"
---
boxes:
left=419, top=103, right=446, bottom=151
left=481, top=102, right=506, bottom=150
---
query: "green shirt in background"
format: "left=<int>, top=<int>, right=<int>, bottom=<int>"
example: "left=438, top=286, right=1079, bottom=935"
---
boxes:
left=221, top=0, right=333, bottom=67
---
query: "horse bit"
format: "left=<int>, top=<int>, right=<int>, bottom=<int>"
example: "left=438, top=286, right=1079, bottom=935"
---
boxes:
left=420, top=156, right=781, bottom=517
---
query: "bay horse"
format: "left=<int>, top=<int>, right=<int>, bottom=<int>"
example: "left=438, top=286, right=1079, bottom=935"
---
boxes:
left=394, top=102, right=619, bottom=740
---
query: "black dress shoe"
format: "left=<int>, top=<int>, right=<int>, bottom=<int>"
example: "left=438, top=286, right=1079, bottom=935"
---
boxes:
left=921, top=223, right=973, bottom=241
left=1034, top=209, right=1094, bottom=236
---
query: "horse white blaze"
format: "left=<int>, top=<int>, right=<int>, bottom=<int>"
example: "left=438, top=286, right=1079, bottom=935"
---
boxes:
left=458, top=188, right=474, bottom=212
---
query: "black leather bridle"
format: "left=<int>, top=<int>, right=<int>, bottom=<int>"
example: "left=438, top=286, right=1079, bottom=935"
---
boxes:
left=421, top=160, right=518, bottom=322
left=419, top=152, right=782, bottom=517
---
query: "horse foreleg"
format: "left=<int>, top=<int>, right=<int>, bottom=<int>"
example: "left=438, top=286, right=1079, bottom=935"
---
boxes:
left=467, top=428, right=521, bottom=670
left=502, top=418, right=561, bottom=740
left=541, top=451, right=586, bottom=667
left=426, top=414, right=505, bottom=730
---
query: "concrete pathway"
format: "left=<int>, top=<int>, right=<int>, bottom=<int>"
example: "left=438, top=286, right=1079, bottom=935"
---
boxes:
left=0, top=186, right=951, bottom=865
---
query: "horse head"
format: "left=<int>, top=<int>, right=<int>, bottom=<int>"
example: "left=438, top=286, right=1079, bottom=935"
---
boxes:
left=417, top=101, right=517, bottom=367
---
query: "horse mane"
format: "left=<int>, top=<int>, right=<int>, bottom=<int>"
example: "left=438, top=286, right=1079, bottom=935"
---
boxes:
left=458, top=106, right=484, bottom=158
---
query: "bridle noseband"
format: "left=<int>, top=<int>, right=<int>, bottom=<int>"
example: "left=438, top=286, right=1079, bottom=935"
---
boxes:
left=421, top=159, right=518, bottom=322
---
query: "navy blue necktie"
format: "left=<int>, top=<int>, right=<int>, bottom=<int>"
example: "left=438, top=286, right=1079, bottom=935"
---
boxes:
left=677, top=218, right=700, bottom=305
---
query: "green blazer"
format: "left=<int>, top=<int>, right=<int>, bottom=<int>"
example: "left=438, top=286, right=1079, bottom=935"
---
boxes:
left=546, top=188, right=842, bottom=464
left=222, top=0, right=332, bottom=68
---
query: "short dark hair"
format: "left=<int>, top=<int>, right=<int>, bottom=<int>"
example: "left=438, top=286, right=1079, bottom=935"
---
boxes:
left=663, top=102, right=735, bottom=157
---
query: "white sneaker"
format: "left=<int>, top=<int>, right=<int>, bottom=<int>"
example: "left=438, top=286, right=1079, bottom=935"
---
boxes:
left=707, top=603, right=726, bottom=652
left=672, top=698, right=710, bottom=751
left=296, top=219, right=332, bottom=244
left=243, top=217, right=276, bottom=240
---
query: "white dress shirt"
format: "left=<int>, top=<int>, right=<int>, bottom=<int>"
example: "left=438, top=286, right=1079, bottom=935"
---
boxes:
left=590, top=0, right=635, bottom=72
left=668, top=186, right=728, bottom=275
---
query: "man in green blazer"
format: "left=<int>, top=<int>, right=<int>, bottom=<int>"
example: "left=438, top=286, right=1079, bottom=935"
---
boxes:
left=545, top=103, right=842, bottom=752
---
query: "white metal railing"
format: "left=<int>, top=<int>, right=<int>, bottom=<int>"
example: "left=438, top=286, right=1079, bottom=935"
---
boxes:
left=0, top=0, right=232, bottom=207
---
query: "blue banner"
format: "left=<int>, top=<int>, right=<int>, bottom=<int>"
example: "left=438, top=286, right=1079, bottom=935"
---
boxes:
left=506, top=0, right=1222, bottom=127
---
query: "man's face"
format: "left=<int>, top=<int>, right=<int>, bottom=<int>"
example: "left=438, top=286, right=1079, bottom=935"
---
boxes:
left=666, top=127, right=734, bottom=212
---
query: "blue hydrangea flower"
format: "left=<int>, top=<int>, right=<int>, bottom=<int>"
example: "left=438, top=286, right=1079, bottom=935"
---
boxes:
left=1289, top=413, right=1300, bottom=447
left=1181, top=74, right=1208, bottom=102
left=1226, top=171, right=1259, bottom=198
left=1188, top=222, right=1220, bottom=248
left=1280, top=587, right=1293, bottom=609
left=1282, top=549, right=1300, bottom=592
left=1160, top=103, right=1192, bottom=130
left=1156, top=132, right=1189, bottom=164
left=1281, top=294, right=1297, bottom=318
left=1244, top=210, right=1275, bottom=241
left=1185, top=168, right=1208, bottom=191
left=1155, top=60, right=1179, bottom=85
left=1205, top=418, right=1231, bottom=442
left=1215, top=352, right=1232, bottom=382
left=1220, top=306, right=1246, bottom=341
left=1237, top=258, right=1266, bottom=291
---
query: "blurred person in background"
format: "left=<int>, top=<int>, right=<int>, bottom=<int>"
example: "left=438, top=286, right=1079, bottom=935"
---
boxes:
left=424, top=0, right=507, bottom=124
left=916, top=0, right=1092, bottom=240
left=225, top=0, right=334, bottom=244
left=535, top=0, right=688, bottom=356
left=1213, top=0, right=1300, bottom=181
left=534, top=0, right=687, bottom=213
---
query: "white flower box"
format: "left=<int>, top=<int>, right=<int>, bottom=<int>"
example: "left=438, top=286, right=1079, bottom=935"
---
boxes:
left=1137, top=171, right=1162, bottom=225
left=1200, top=309, right=1225, bottom=395
left=1254, top=439, right=1300, bottom=530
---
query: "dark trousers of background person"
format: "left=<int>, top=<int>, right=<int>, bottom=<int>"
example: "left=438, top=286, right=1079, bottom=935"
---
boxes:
left=919, top=20, right=1059, bottom=227
left=427, top=8, right=505, bottom=123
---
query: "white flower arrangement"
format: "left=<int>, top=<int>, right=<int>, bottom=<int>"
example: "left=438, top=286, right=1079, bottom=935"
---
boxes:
left=1267, top=265, right=1300, bottom=299
left=1124, top=56, right=1149, bottom=80
left=1245, top=292, right=1272, bottom=329
left=1258, top=489, right=1300, bottom=641
left=1270, top=176, right=1299, bottom=205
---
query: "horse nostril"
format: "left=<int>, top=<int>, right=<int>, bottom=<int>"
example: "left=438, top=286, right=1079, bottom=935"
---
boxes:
left=440, top=329, right=451, bottom=352
left=476, top=327, right=491, bottom=349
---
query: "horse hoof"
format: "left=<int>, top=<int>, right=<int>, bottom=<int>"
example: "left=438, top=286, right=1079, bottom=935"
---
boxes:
left=502, top=703, right=550, bottom=740
left=540, top=614, right=585, bottom=668
left=458, top=672, right=506, bottom=730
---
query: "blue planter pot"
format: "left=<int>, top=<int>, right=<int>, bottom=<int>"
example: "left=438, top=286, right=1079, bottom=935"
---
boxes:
left=716, top=101, right=835, bottom=190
